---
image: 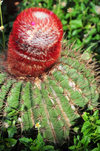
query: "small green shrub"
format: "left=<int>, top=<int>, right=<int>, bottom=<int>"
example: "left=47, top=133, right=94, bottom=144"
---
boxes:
left=69, top=110, right=100, bottom=151
left=19, top=133, right=59, bottom=151
left=0, top=128, right=59, bottom=151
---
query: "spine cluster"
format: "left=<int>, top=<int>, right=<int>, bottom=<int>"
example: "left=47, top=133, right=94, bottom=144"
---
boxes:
left=7, top=7, right=63, bottom=77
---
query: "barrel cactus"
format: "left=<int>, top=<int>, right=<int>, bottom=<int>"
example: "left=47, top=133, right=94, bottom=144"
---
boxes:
left=0, top=7, right=99, bottom=145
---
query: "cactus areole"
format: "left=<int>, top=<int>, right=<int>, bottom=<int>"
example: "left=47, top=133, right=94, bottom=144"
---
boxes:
left=7, top=7, right=63, bottom=77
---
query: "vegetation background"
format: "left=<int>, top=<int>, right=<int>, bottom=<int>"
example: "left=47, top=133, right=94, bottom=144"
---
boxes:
left=0, top=0, right=100, bottom=151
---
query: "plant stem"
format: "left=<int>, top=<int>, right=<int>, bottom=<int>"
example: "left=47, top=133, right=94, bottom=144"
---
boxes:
left=0, top=1, right=5, bottom=50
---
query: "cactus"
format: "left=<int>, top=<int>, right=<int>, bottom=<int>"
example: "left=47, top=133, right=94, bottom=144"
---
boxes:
left=0, top=44, right=100, bottom=144
left=0, top=7, right=100, bottom=145
left=7, top=7, right=63, bottom=77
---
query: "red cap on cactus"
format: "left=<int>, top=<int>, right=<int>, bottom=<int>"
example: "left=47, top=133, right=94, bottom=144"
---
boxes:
left=7, top=7, right=63, bottom=77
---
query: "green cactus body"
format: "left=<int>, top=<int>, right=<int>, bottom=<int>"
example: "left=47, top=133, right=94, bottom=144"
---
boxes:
left=0, top=46, right=99, bottom=144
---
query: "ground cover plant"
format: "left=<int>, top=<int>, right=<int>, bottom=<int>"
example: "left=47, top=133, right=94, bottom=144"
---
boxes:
left=0, top=110, right=100, bottom=151
left=0, top=0, right=100, bottom=151
left=69, top=110, right=100, bottom=151
left=0, top=128, right=59, bottom=151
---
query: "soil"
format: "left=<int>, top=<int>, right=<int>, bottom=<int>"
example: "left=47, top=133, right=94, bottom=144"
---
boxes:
left=4, top=0, right=22, bottom=14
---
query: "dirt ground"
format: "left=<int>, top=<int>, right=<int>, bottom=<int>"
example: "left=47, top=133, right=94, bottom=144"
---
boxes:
left=5, top=0, right=22, bottom=14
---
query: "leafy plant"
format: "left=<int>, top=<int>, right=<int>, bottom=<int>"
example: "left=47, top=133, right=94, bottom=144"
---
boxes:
left=69, top=110, right=100, bottom=151
left=19, top=133, right=59, bottom=151
left=65, top=0, right=100, bottom=52
left=0, top=127, right=58, bottom=151
left=0, top=134, right=17, bottom=151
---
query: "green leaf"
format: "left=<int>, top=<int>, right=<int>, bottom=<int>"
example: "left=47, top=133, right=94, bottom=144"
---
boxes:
left=7, top=126, right=17, bottom=138
left=5, top=138, right=17, bottom=147
left=43, top=145, right=55, bottom=151
left=19, top=137, right=33, bottom=144
left=81, top=136, right=90, bottom=147
left=96, top=120, right=100, bottom=125
left=63, top=25, right=68, bottom=30
left=93, top=110, right=99, bottom=119
left=81, top=121, right=92, bottom=134
left=82, top=112, right=89, bottom=121
left=70, top=20, right=83, bottom=29
left=83, top=35, right=92, bottom=44
left=89, top=28, right=96, bottom=35
left=72, top=29, right=82, bottom=36
left=62, top=19, right=67, bottom=25
left=95, top=126, right=100, bottom=133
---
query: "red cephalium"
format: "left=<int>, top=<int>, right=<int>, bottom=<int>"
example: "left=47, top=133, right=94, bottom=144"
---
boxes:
left=7, top=7, right=63, bottom=77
